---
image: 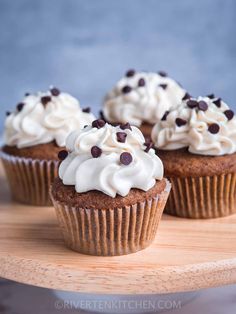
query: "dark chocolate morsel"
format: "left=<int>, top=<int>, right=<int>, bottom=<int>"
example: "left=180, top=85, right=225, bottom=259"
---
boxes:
left=144, top=142, right=154, bottom=153
left=116, top=132, right=127, bottom=143
left=99, top=110, right=106, bottom=121
left=175, top=118, right=187, bottom=127
left=126, top=69, right=135, bottom=77
left=91, top=146, right=102, bottom=158
left=213, top=98, right=221, bottom=108
left=50, top=87, right=60, bottom=96
left=122, top=85, right=132, bottom=94
left=158, top=71, right=167, bottom=77
left=17, top=103, right=24, bottom=112
left=161, top=111, right=170, bottom=121
left=159, top=84, right=167, bottom=90
left=138, top=78, right=145, bottom=87
left=120, top=122, right=132, bottom=130
left=207, top=94, right=215, bottom=99
left=187, top=100, right=198, bottom=109
left=182, top=93, right=191, bottom=100
left=82, top=107, right=91, bottom=113
left=92, top=119, right=106, bottom=129
left=120, top=152, right=132, bottom=165
left=6, top=111, right=11, bottom=116
left=41, top=96, right=51, bottom=106
left=208, top=123, right=220, bottom=134
left=25, top=93, right=30, bottom=97
left=58, top=150, right=68, bottom=160
left=224, top=109, right=234, bottom=121
left=198, top=100, right=208, bottom=111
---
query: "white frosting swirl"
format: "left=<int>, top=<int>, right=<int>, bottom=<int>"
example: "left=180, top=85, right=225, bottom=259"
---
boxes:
left=59, top=123, right=164, bottom=197
left=103, top=71, right=186, bottom=126
left=4, top=90, right=95, bottom=148
left=151, top=96, right=236, bottom=156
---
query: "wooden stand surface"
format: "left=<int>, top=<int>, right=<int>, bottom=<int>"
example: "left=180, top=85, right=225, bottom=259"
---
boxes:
left=0, top=162, right=236, bottom=294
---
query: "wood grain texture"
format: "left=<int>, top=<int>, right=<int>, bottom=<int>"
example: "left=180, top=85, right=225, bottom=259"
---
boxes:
left=0, top=161, right=236, bottom=294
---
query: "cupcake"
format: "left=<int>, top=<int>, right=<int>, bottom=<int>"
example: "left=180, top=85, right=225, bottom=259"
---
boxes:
left=1, top=88, right=95, bottom=206
left=151, top=95, right=236, bottom=218
left=102, top=70, right=186, bottom=138
left=50, top=120, right=171, bottom=256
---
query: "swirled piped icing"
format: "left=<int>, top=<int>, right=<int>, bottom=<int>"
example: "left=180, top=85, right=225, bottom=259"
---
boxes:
left=59, top=121, right=164, bottom=197
left=103, top=70, right=186, bottom=126
left=4, top=88, right=95, bottom=148
left=151, top=96, right=236, bottom=156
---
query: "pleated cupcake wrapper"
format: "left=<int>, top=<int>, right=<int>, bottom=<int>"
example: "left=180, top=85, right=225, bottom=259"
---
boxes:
left=165, top=173, right=236, bottom=219
left=51, top=180, right=171, bottom=256
left=0, top=151, right=59, bottom=206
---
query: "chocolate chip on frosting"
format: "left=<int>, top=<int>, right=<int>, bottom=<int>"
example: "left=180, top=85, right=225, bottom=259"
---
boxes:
left=158, top=71, right=167, bottom=77
left=17, top=103, right=24, bottom=112
left=82, top=107, right=91, bottom=113
left=120, top=152, right=132, bottom=165
left=92, top=119, right=106, bottom=129
left=41, top=96, right=51, bottom=106
left=122, top=85, right=132, bottom=94
left=182, top=92, right=191, bottom=100
left=144, top=142, right=153, bottom=153
left=116, top=132, right=127, bottom=143
left=175, top=117, right=187, bottom=127
left=126, top=69, right=135, bottom=77
left=99, top=110, right=106, bottom=121
left=6, top=111, right=11, bottom=116
left=198, top=100, right=208, bottom=111
left=25, top=92, right=30, bottom=97
left=207, top=94, right=215, bottom=99
left=186, top=99, right=198, bottom=109
left=208, top=123, right=220, bottom=134
left=58, top=150, right=68, bottom=160
left=120, top=122, right=132, bottom=130
left=50, top=87, right=60, bottom=96
left=91, top=146, right=102, bottom=158
left=161, top=110, right=169, bottom=121
left=159, top=84, right=167, bottom=90
left=224, top=109, right=234, bottom=121
left=138, top=78, right=145, bottom=87
left=213, top=98, right=221, bottom=108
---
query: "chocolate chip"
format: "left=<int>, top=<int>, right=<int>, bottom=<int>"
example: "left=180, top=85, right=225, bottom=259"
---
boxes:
left=175, top=118, right=187, bottom=127
left=120, top=152, right=132, bottom=165
left=92, top=119, right=106, bottom=129
left=144, top=142, right=153, bottom=152
left=207, top=94, right=215, bottom=99
left=213, top=98, right=221, bottom=108
left=83, top=125, right=88, bottom=128
left=187, top=100, right=198, bottom=109
left=159, top=84, right=167, bottom=90
left=158, top=71, right=167, bottom=77
left=25, top=92, right=30, bottom=97
left=17, top=103, right=24, bottom=112
left=58, top=150, right=68, bottom=160
left=82, top=107, right=91, bottom=113
left=50, top=87, right=60, bottom=96
left=91, top=146, right=102, bottom=158
left=116, top=132, right=127, bottom=143
left=41, top=96, right=51, bottom=106
left=208, top=123, right=220, bottom=134
left=99, top=110, right=106, bottom=121
left=138, top=78, right=145, bottom=87
left=161, top=111, right=169, bottom=121
left=198, top=100, right=208, bottom=111
left=120, top=122, right=132, bottom=130
left=182, top=93, right=191, bottom=100
left=122, top=85, right=132, bottom=94
left=6, top=111, right=11, bottom=116
left=224, top=110, right=234, bottom=121
left=126, top=69, right=135, bottom=77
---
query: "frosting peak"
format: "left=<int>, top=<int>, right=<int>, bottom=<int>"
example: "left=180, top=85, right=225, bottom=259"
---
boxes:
left=59, top=121, right=164, bottom=197
left=103, top=70, right=186, bottom=126
left=151, top=96, right=236, bottom=156
left=4, top=89, right=95, bottom=148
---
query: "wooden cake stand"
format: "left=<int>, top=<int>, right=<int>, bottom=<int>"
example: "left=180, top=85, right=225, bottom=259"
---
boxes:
left=0, top=162, right=235, bottom=294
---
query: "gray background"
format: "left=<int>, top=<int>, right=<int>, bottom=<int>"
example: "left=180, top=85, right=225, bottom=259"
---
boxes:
left=0, top=0, right=236, bottom=133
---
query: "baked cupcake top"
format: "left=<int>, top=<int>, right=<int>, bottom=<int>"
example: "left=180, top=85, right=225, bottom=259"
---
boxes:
left=4, top=88, right=95, bottom=148
left=103, top=70, right=186, bottom=127
left=59, top=120, right=164, bottom=197
left=151, top=95, right=236, bottom=156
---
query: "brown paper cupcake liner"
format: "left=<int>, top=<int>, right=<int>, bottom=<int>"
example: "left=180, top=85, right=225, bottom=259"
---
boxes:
left=0, top=151, right=59, bottom=206
left=50, top=179, right=171, bottom=256
left=165, top=173, right=236, bottom=219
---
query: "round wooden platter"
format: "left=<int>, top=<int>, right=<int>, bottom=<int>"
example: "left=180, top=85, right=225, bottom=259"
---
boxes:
left=0, top=162, right=236, bottom=295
